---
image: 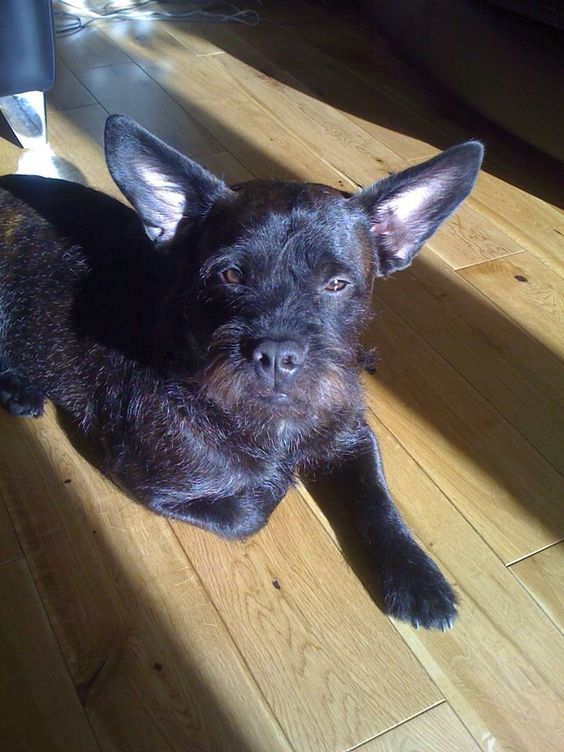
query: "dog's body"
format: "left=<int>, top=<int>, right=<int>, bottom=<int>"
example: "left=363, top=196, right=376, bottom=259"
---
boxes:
left=0, top=116, right=483, bottom=629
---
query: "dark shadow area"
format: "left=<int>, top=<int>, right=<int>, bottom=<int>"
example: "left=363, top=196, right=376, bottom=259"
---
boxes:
left=0, top=175, right=163, bottom=367
left=304, top=472, right=387, bottom=611
left=0, top=410, right=281, bottom=751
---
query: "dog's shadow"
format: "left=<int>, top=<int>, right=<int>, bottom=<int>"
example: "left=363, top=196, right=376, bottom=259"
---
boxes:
left=302, top=473, right=387, bottom=611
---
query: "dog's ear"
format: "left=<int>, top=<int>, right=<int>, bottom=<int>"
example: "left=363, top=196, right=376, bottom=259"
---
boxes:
left=351, top=142, right=483, bottom=276
left=104, top=114, right=231, bottom=245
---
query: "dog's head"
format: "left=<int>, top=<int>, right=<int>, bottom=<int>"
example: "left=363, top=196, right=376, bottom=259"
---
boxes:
left=104, top=116, right=482, bottom=430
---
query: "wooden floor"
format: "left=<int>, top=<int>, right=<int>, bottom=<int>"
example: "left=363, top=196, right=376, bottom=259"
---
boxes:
left=1, top=2, right=563, bottom=750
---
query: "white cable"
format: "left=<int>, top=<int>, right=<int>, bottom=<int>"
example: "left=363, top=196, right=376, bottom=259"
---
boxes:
left=53, top=0, right=262, bottom=35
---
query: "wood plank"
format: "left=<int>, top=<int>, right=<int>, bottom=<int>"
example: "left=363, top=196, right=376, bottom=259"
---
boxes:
left=305, top=415, right=564, bottom=752
left=162, top=22, right=437, bottom=161
left=422, top=204, right=525, bottom=269
left=214, top=50, right=404, bottom=179
left=46, top=105, right=116, bottom=192
left=459, top=253, right=564, bottom=359
left=56, top=26, right=131, bottom=72
left=197, top=150, right=253, bottom=184
left=361, top=300, right=564, bottom=563
left=100, top=21, right=356, bottom=189
left=469, top=178, right=564, bottom=276
left=78, top=62, right=223, bottom=159
left=160, top=20, right=232, bottom=57
left=171, top=488, right=441, bottom=752
left=356, top=703, right=481, bottom=751
left=0, top=492, right=22, bottom=565
left=0, top=407, right=293, bottom=752
left=374, top=250, right=564, bottom=471
left=48, top=57, right=97, bottom=112
left=0, top=558, right=100, bottom=752
left=511, top=544, right=564, bottom=631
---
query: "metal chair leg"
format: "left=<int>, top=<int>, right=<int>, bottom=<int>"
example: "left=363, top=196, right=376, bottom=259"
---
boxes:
left=0, top=91, right=47, bottom=149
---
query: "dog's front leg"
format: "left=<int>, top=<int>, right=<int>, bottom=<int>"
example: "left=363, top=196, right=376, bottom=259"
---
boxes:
left=329, top=423, right=457, bottom=630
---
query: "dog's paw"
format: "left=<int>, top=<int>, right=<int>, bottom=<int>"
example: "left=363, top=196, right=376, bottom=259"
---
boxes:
left=381, top=547, right=457, bottom=631
left=0, top=373, right=45, bottom=418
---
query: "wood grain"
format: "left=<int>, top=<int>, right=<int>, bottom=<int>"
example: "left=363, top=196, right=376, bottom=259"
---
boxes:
left=171, top=486, right=440, bottom=752
left=511, top=544, right=564, bottom=631
left=362, top=301, right=564, bottom=563
left=374, top=249, right=564, bottom=471
left=0, top=558, right=100, bottom=752
left=357, top=703, right=481, bottom=751
left=0, top=493, right=22, bottom=566
left=56, top=26, right=130, bottom=72
left=163, top=21, right=436, bottom=161
left=0, top=408, right=292, bottom=752
left=460, top=253, right=564, bottom=359
left=469, top=178, right=564, bottom=276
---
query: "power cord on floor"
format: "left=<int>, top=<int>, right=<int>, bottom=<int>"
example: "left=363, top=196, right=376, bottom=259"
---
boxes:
left=53, top=0, right=263, bottom=35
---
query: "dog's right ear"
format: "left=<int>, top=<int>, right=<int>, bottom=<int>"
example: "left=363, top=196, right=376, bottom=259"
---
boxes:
left=104, top=115, right=231, bottom=246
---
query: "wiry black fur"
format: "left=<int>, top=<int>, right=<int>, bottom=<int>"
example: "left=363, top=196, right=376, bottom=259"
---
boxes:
left=0, top=116, right=483, bottom=629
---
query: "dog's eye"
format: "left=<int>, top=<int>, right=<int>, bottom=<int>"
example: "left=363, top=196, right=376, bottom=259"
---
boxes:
left=220, top=267, right=243, bottom=285
left=324, top=278, right=349, bottom=293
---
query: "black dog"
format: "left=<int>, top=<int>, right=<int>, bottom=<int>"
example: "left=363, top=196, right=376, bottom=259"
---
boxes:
left=0, top=115, right=482, bottom=629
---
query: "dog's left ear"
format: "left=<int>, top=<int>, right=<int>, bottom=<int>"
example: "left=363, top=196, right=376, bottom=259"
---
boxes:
left=104, top=114, right=232, bottom=245
left=351, top=142, right=483, bottom=276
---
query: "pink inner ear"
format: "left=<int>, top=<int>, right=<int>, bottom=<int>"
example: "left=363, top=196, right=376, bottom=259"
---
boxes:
left=368, top=210, right=412, bottom=261
left=369, top=220, right=390, bottom=235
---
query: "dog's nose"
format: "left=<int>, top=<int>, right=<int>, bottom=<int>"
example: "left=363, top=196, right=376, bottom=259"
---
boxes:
left=252, top=339, right=305, bottom=389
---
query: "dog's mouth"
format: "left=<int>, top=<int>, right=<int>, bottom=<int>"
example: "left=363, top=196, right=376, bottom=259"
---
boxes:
left=258, top=390, right=290, bottom=405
